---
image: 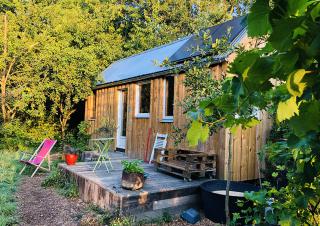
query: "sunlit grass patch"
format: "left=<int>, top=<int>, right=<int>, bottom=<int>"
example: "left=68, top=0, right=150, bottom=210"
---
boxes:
left=0, top=150, right=20, bottom=225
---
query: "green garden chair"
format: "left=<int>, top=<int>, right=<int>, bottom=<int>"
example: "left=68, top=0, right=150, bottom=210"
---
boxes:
left=92, top=138, right=114, bottom=172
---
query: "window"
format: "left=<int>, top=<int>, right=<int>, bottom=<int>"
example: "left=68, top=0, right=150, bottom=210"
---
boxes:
left=135, top=82, right=151, bottom=118
left=88, top=92, right=96, bottom=120
left=121, top=90, right=128, bottom=136
left=162, top=76, right=174, bottom=122
left=92, top=91, right=97, bottom=119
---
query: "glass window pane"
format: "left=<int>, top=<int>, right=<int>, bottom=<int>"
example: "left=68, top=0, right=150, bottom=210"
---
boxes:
left=121, top=90, right=127, bottom=136
left=166, top=77, right=174, bottom=116
left=139, top=83, right=150, bottom=113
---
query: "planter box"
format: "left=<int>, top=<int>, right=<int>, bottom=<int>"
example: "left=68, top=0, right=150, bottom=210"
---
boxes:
left=121, top=171, right=145, bottom=190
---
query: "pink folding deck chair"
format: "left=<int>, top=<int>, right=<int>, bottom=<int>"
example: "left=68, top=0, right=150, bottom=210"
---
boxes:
left=19, top=139, right=57, bottom=177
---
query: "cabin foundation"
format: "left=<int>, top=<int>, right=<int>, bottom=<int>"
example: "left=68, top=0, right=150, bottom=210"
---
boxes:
left=59, top=152, right=209, bottom=218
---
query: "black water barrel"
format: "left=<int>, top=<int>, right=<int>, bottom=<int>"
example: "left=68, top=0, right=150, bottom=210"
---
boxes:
left=200, top=180, right=260, bottom=224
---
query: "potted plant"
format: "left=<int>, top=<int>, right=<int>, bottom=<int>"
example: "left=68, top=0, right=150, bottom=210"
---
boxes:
left=121, top=160, right=145, bottom=190
left=64, top=144, right=79, bottom=165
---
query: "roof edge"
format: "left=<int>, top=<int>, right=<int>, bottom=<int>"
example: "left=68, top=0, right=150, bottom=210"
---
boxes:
left=93, top=57, right=226, bottom=90
left=94, top=68, right=174, bottom=90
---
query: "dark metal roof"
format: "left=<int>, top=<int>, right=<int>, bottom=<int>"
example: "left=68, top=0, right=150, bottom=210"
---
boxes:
left=169, top=16, right=247, bottom=62
left=98, top=16, right=247, bottom=88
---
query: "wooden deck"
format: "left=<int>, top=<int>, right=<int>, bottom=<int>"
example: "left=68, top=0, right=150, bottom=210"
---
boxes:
left=59, top=152, right=210, bottom=218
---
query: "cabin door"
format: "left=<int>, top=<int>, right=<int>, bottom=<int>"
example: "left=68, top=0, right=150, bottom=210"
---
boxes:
left=117, top=90, right=128, bottom=151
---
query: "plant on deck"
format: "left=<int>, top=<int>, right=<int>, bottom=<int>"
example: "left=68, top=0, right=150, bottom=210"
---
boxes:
left=121, top=160, right=144, bottom=174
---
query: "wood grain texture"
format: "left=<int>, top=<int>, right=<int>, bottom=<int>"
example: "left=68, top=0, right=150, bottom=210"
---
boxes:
left=84, top=62, right=272, bottom=181
left=59, top=152, right=205, bottom=216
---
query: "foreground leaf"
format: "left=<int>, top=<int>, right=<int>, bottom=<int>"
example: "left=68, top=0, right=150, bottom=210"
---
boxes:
left=245, top=118, right=260, bottom=128
left=289, top=101, right=320, bottom=136
left=248, top=0, right=272, bottom=37
left=187, top=120, right=209, bottom=147
left=277, top=96, right=299, bottom=122
left=286, top=69, right=307, bottom=97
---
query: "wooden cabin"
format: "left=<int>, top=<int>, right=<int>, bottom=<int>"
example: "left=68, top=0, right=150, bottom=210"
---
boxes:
left=84, top=17, right=272, bottom=181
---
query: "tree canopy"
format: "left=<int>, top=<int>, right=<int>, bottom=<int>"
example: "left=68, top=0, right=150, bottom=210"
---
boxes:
left=0, top=0, right=247, bottom=148
left=187, top=0, right=320, bottom=224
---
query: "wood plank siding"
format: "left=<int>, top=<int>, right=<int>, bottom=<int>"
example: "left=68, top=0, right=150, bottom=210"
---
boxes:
left=84, top=61, right=272, bottom=181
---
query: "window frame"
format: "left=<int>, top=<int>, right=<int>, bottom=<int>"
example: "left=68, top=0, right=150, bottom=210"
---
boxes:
left=162, top=76, right=174, bottom=123
left=88, top=91, right=97, bottom=120
left=135, top=81, right=151, bottom=118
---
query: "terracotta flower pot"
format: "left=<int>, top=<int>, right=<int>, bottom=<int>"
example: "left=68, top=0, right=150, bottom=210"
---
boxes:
left=65, top=153, right=78, bottom=165
left=121, top=171, right=145, bottom=190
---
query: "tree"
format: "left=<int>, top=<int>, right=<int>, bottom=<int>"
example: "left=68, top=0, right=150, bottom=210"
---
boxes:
left=0, top=0, right=124, bottom=145
left=30, top=0, right=123, bottom=142
left=187, top=0, right=320, bottom=224
left=1, top=0, right=251, bottom=150
left=112, top=0, right=249, bottom=56
left=0, top=1, right=44, bottom=123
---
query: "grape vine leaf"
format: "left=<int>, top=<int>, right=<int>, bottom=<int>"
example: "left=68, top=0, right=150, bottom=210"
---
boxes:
left=286, top=69, right=306, bottom=97
left=288, top=0, right=309, bottom=16
left=289, top=101, right=320, bottom=136
left=310, top=3, right=320, bottom=21
left=269, top=18, right=301, bottom=51
left=245, top=57, right=274, bottom=91
left=247, top=0, right=271, bottom=37
left=230, top=125, right=239, bottom=135
left=277, top=96, right=299, bottom=122
left=245, top=118, right=260, bottom=128
left=229, top=50, right=259, bottom=75
left=187, top=120, right=209, bottom=147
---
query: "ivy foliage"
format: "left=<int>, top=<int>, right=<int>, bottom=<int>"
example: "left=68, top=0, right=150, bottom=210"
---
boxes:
left=187, top=0, right=320, bottom=224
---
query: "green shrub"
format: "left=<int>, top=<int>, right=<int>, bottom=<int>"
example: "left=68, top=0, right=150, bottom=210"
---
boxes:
left=65, top=121, right=91, bottom=152
left=0, top=119, right=57, bottom=151
left=121, top=160, right=144, bottom=174
left=42, top=165, right=79, bottom=198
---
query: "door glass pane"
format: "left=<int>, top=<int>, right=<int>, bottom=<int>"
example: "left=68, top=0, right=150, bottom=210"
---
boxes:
left=121, top=90, right=127, bottom=136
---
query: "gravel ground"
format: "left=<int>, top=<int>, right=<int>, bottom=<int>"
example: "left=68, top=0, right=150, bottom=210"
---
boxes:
left=16, top=175, right=219, bottom=226
left=16, top=176, right=86, bottom=226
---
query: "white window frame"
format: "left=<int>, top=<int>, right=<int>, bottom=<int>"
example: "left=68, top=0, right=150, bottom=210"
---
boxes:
left=162, top=76, right=174, bottom=123
left=135, top=82, right=151, bottom=118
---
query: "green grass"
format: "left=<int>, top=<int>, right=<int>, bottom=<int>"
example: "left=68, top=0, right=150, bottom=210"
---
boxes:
left=136, top=211, right=174, bottom=225
left=85, top=204, right=174, bottom=226
left=0, top=150, right=21, bottom=226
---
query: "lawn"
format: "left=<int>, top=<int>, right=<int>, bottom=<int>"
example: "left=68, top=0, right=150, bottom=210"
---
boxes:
left=0, top=150, right=20, bottom=225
